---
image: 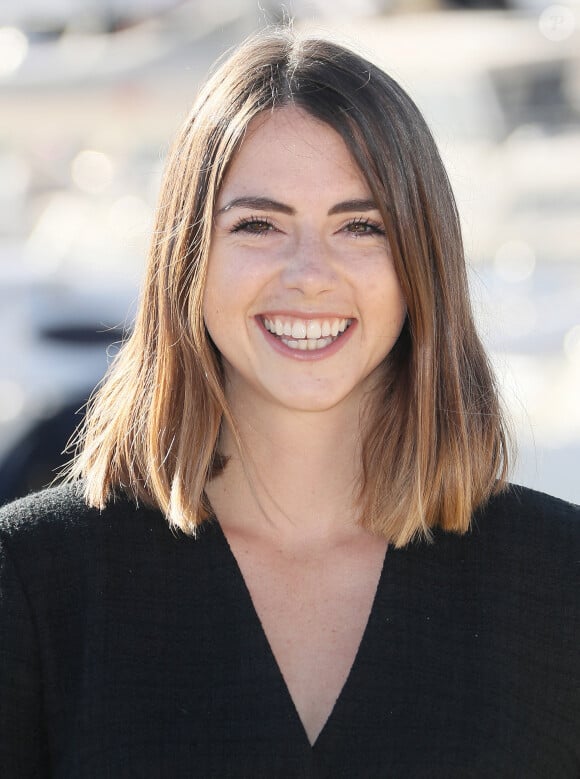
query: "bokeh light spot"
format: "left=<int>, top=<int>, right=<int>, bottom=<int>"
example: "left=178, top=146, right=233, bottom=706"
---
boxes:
left=494, top=240, right=536, bottom=283
left=71, top=150, right=114, bottom=194
left=0, top=27, right=29, bottom=77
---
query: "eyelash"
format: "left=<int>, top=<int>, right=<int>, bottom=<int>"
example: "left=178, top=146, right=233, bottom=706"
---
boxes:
left=230, top=215, right=385, bottom=237
left=347, top=217, right=385, bottom=236
left=231, top=216, right=275, bottom=236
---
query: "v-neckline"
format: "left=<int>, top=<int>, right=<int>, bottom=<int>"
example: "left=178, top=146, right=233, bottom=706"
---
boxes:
left=212, top=518, right=389, bottom=749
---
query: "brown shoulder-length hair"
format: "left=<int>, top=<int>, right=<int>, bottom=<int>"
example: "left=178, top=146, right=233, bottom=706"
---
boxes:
left=66, top=27, right=510, bottom=547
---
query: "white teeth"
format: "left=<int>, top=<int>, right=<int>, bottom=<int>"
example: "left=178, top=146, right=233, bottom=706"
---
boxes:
left=281, top=336, right=335, bottom=350
left=291, top=321, right=307, bottom=339
left=263, top=315, right=352, bottom=351
left=306, top=321, right=322, bottom=339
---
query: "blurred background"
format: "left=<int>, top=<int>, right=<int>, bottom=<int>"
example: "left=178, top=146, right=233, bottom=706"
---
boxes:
left=0, top=0, right=579, bottom=505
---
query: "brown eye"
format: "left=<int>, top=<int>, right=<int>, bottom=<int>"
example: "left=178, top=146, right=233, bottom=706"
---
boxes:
left=346, top=218, right=385, bottom=236
left=231, top=217, right=276, bottom=235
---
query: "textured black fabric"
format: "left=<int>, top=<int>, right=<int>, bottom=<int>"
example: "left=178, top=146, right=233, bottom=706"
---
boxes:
left=1, top=482, right=579, bottom=778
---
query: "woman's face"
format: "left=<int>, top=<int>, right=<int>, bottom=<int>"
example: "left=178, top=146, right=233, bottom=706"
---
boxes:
left=203, top=107, right=407, bottom=415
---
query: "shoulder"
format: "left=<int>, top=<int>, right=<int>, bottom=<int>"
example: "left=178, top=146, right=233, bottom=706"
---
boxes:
left=0, top=483, right=223, bottom=615
left=471, top=482, right=580, bottom=552
left=424, top=484, right=580, bottom=599
left=1, top=481, right=98, bottom=534
left=403, top=485, right=580, bottom=658
left=0, top=482, right=153, bottom=547
left=0, top=482, right=193, bottom=574
left=0, top=482, right=94, bottom=561
left=479, top=481, right=579, bottom=518
left=415, top=484, right=579, bottom=588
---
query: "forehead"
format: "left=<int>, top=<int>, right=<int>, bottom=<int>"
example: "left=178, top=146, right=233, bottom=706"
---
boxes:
left=217, top=106, right=370, bottom=201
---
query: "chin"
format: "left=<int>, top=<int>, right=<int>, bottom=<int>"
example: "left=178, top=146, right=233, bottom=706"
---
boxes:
left=270, top=387, right=362, bottom=414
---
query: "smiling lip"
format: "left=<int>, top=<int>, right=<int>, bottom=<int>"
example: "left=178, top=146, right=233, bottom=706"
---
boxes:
left=257, top=313, right=355, bottom=359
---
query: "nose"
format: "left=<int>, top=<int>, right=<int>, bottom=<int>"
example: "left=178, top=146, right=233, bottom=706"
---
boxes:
left=281, top=233, right=338, bottom=297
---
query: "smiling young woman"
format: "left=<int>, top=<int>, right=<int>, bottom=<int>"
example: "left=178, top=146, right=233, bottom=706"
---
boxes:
left=1, top=26, right=579, bottom=778
left=67, top=29, right=511, bottom=547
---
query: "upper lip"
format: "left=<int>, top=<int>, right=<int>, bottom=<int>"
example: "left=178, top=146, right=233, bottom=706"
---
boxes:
left=257, top=311, right=354, bottom=320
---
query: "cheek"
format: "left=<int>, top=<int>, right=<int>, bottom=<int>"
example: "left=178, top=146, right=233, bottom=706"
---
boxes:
left=365, top=264, right=407, bottom=320
left=368, top=288, right=407, bottom=355
left=203, top=250, right=237, bottom=319
left=202, top=262, right=225, bottom=341
left=202, top=252, right=260, bottom=353
left=204, top=249, right=279, bottom=322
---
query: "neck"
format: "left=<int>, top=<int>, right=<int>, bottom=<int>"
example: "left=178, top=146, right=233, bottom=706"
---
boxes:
left=207, top=394, right=367, bottom=543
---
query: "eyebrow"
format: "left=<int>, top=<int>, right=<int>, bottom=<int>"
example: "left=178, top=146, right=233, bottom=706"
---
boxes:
left=216, top=196, right=379, bottom=216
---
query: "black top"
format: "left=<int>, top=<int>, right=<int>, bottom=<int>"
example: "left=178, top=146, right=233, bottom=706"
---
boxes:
left=1, top=483, right=579, bottom=778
